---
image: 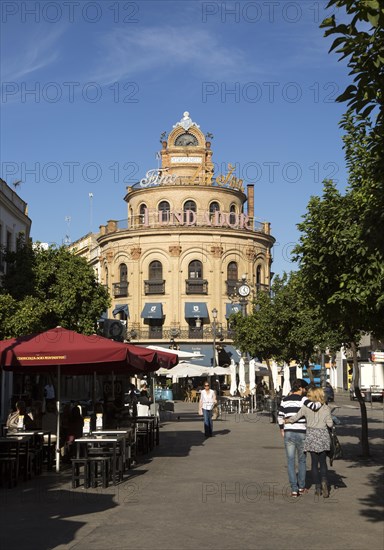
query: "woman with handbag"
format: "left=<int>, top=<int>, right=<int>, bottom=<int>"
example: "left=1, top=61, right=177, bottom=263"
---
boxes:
left=198, top=381, right=217, bottom=437
left=285, top=387, right=333, bottom=497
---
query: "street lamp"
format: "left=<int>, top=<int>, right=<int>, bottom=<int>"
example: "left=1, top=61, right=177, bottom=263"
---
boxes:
left=212, top=308, right=218, bottom=371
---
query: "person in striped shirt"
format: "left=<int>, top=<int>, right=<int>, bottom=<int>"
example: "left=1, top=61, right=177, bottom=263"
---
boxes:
left=277, top=379, right=321, bottom=497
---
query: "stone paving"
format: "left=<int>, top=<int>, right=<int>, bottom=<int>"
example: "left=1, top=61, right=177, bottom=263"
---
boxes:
left=1, top=393, right=383, bottom=550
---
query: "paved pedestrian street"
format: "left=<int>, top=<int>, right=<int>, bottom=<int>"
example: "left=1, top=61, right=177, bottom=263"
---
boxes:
left=1, top=395, right=383, bottom=550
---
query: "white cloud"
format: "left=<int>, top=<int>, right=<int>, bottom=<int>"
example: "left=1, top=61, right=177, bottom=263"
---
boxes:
left=90, top=26, right=254, bottom=84
left=2, top=27, right=65, bottom=81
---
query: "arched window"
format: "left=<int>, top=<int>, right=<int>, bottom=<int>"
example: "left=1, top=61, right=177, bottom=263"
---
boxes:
left=209, top=201, right=220, bottom=220
left=139, top=203, right=147, bottom=225
left=256, top=265, right=262, bottom=289
left=183, top=200, right=197, bottom=224
left=158, top=201, right=170, bottom=222
left=189, top=260, right=202, bottom=279
left=229, top=204, right=237, bottom=225
left=226, top=261, right=238, bottom=296
left=184, top=200, right=196, bottom=212
left=113, top=263, right=128, bottom=297
left=145, top=261, right=164, bottom=294
left=119, top=263, right=127, bottom=282
left=149, top=261, right=163, bottom=280
left=227, top=261, right=238, bottom=281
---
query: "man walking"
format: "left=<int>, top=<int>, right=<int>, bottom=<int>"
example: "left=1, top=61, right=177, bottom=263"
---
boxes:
left=277, top=379, right=320, bottom=498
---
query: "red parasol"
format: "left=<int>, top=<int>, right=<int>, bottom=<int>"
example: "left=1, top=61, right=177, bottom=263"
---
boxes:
left=0, top=327, right=178, bottom=374
left=0, top=327, right=178, bottom=471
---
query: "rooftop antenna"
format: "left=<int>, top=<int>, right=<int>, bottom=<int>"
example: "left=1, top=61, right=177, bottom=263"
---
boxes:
left=64, top=216, right=71, bottom=245
left=89, top=192, right=94, bottom=233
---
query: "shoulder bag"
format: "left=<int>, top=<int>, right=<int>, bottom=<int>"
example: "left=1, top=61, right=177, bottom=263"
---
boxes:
left=327, top=426, right=343, bottom=465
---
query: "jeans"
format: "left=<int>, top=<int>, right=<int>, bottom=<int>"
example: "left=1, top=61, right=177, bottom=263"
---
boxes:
left=203, top=408, right=213, bottom=436
left=284, top=432, right=306, bottom=492
left=310, top=451, right=328, bottom=485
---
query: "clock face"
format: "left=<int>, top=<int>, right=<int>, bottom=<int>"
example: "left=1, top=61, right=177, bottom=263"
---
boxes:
left=174, top=133, right=198, bottom=147
left=238, top=284, right=250, bottom=297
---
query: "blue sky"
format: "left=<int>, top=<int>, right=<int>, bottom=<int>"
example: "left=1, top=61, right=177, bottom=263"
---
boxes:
left=1, top=0, right=351, bottom=276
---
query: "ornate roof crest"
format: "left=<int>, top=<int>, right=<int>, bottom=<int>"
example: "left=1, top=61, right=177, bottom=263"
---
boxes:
left=173, top=111, right=200, bottom=131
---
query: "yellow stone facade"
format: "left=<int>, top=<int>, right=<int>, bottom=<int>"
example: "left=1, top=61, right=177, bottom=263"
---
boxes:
left=70, top=113, right=275, bottom=358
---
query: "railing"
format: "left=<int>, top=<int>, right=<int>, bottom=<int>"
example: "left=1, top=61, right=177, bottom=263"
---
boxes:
left=185, top=279, right=208, bottom=295
left=112, top=282, right=129, bottom=297
left=126, top=325, right=234, bottom=342
left=113, top=216, right=268, bottom=234
left=144, top=280, right=165, bottom=295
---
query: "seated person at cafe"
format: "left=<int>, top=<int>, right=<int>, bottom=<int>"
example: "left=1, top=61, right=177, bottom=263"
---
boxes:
left=6, top=400, right=36, bottom=432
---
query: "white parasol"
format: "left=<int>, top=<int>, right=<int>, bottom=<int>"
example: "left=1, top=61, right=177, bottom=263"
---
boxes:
left=229, top=359, right=237, bottom=396
left=238, top=357, right=246, bottom=395
left=282, top=363, right=291, bottom=396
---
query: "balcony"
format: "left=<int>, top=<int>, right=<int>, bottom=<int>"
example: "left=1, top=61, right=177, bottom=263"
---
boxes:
left=126, top=325, right=234, bottom=342
left=144, top=279, right=165, bottom=295
left=226, top=280, right=238, bottom=296
left=113, top=281, right=129, bottom=297
left=185, top=279, right=208, bottom=295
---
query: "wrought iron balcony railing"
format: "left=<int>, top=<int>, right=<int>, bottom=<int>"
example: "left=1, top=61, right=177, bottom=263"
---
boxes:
left=113, top=282, right=129, bottom=297
left=144, top=279, right=165, bottom=295
left=185, top=279, right=208, bottom=295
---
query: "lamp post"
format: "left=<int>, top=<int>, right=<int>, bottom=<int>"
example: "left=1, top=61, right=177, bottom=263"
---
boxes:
left=212, top=308, right=218, bottom=372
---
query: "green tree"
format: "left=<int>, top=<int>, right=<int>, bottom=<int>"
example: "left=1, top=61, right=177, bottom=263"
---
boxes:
left=293, top=180, right=384, bottom=457
left=230, top=274, right=339, bottom=395
left=321, top=1, right=384, bottom=253
left=321, top=0, right=384, bottom=176
left=0, top=243, right=110, bottom=338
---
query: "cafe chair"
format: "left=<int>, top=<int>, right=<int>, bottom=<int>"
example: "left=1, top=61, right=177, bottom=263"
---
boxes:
left=137, top=404, right=150, bottom=417
left=88, top=456, right=110, bottom=488
left=0, top=440, right=19, bottom=488
left=71, top=457, right=90, bottom=489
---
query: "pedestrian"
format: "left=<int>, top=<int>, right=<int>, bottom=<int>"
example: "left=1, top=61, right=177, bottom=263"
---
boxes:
left=285, top=386, right=333, bottom=497
left=198, top=380, right=217, bottom=437
left=277, top=379, right=321, bottom=498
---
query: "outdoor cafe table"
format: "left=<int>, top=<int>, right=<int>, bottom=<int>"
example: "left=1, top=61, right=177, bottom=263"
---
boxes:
left=74, top=434, right=126, bottom=485
left=2, top=434, right=35, bottom=480
left=6, top=430, right=53, bottom=471
left=135, top=416, right=159, bottom=450
left=222, top=396, right=243, bottom=414
left=92, top=429, right=134, bottom=469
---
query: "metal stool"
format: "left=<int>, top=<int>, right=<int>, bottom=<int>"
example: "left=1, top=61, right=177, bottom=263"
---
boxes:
left=71, top=458, right=90, bottom=488
left=89, top=457, right=110, bottom=488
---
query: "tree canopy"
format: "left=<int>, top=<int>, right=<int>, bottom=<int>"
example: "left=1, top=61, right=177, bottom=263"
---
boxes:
left=0, top=243, right=110, bottom=338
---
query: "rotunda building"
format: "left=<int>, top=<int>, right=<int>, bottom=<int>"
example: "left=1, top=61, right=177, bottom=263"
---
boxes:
left=71, top=112, right=275, bottom=367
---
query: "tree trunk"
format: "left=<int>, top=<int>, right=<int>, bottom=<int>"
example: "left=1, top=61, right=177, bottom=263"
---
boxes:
left=266, top=358, right=277, bottom=423
left=351, top=341, right=370, bottom=458
left=266, top=358, right=276, bottom=398
left=306, top=362, right=315, bottom=385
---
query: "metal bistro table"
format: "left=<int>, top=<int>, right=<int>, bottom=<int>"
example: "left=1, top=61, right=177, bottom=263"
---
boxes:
left=134, top=416, right=158, bottom=454
left=223, top=396, right=243, bottom=414
left=75, top=434, right=126, bottom=485
left=92, top=429, right=135, bottom=470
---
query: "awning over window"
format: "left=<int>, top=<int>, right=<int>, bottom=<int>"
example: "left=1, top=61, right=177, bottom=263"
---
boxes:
left=98, top=311, right=108, bottom=322
left=225, top=303, right=242, bottom=319
left=112, top=304, right=129, bottom=317
left=141, top=303, right=164, bottom=319
left=184, top=302, right=209, bottom=319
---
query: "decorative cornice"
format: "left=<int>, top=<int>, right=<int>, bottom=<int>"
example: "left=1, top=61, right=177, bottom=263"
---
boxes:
left=211, top=245, right=223, bottom=258
left=169, top=245, right=182, bottom=257
left=130, top=247, right=142, bottom=260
